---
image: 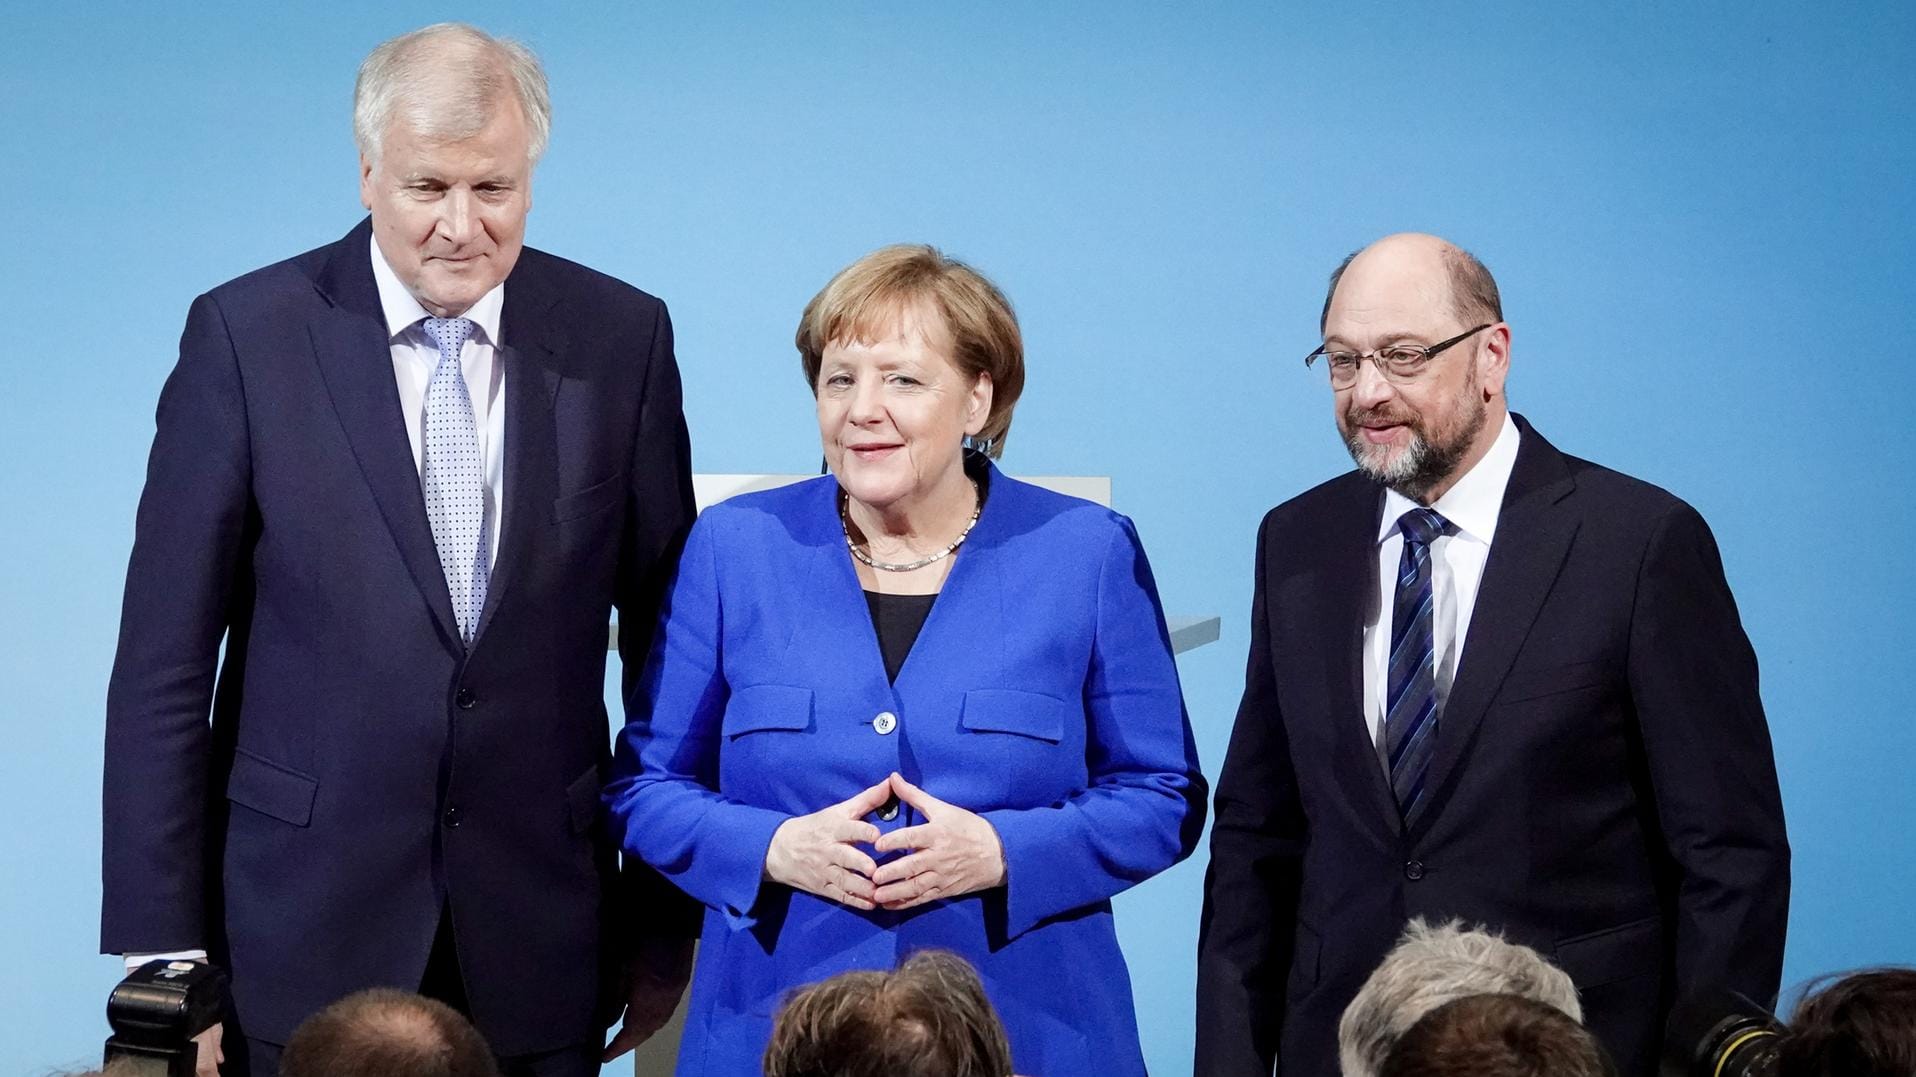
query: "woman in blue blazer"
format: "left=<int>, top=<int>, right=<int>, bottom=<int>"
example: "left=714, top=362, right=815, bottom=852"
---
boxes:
left=605, top=245, right=1205, bottom=1076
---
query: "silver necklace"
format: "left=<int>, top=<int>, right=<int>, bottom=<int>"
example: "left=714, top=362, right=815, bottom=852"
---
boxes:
left=841, top=480, right=983, bottom=573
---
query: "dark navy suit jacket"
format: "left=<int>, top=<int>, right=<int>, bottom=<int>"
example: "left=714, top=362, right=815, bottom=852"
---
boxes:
left=101, top=219, right=696, bottom=1054
left=604, top=467, right=1207, bottom=1076
left=1196, top=417, right=1790, bottom=1077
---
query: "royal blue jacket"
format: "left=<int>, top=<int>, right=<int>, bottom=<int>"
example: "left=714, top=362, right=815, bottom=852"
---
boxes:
left=606, top=465, right=1206, bottom=1076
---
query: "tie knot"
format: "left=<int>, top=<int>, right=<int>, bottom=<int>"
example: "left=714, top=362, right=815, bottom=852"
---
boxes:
left=1398, top=507, right=1451, bottom=547
left=423, top=316, right=476, bottom=359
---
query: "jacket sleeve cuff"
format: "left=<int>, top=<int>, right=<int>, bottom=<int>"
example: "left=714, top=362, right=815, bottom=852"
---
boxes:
left=698, top=803, right=790, bottom=932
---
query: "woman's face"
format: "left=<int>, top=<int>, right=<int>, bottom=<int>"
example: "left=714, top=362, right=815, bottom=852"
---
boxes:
left=816, top=304, right=992, bottom=516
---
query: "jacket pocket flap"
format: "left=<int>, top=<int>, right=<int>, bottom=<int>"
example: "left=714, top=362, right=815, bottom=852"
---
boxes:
left=566, top=764, right=604, bottom=835
left=225, top=748, right=317, bottom=827
left=550, top=471, right=627, bottom=523
left=959, top=689, right=1067, bottom=743
left=1552, top=915, right=1663, bottom=989
left=1497, top=660, right=1616, bottom=705
left=722, top=685, right=815, bottom=736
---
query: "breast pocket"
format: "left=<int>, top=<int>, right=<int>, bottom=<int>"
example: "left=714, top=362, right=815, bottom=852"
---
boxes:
left=718, top=685, right=816, bottom=803
left=958, top=689, right=1066, bottom=743
left=722, top=684, right=817, bottom=737
left=550, top=471, right=626, bottom=524
left=1495, top=660, right=1616, bottom=705
left=956, top=689, right=1074, bottom=808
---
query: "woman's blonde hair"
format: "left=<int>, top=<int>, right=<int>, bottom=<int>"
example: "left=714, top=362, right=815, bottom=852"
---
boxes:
left=796, top=245, right=1025, bottom=457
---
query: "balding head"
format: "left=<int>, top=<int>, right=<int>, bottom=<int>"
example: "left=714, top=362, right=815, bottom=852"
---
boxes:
left=1321, top=233, right=1503, bottom=335
left=280, top=989, right=499, bottom=1077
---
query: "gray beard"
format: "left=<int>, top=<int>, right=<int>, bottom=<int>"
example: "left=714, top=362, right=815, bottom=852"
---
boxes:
left=1344, top=399, right=1487, bottom=501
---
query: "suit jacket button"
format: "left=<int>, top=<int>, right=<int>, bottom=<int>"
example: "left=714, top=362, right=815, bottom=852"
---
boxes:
left=443, top=806, right=463, bottom=828
left=878, top=795, right=900, bottom=822
left=873, top=711, right=897, bottom=735
left=455, top=687, right=476, bottom=710
left=1404, top=859, right=1425, bottom=881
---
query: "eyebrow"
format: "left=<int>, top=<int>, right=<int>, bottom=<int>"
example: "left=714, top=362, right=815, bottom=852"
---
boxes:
left=1322, top=332, right=1435, bottom=350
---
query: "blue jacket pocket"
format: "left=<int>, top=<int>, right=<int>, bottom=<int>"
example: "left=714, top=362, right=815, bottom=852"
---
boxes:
left=959, top=689, right=1068, bottom=744
left=722, top=684, right=816, bottom=737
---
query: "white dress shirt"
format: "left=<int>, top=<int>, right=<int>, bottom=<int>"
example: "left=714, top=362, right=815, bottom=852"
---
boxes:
left=124, top=240, right=510, bottom=971
left=370, top=235, right=507, bottom=567
left=1361, top=414, right=1521, bottom=765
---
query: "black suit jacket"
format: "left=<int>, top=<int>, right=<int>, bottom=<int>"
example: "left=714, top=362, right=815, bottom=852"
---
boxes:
left=101, top=220, right=697, bottom=1053
left=1196, top=416, right=1789, bottom=1076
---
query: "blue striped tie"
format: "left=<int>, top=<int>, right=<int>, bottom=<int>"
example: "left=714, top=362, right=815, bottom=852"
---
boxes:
left=1385, top=507, right=1451, bottom=822
left=420, top=316, right=489, bottom=643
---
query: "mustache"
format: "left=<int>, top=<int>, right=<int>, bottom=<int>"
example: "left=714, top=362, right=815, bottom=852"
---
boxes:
left=1346, top=403, right=1419, bottom=428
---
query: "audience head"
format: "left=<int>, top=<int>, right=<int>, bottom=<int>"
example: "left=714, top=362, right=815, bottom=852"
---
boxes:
left=1778, top=966, right=1916, bottom=1077
left=279, top=988, right=499, bottom=1077
left=764, top=949, right=1014, bottom=1077
left=1379, top=994, right=1615, bottom=1077
left=1338, top=919, right=1583, bottom=1077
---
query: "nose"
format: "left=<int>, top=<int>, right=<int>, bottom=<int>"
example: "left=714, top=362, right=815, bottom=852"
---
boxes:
left=1348, top=358, right=1396, bottom=410
left=847, top=376, right=887, bottom=426
left=437, top=187, right=480, bottom=246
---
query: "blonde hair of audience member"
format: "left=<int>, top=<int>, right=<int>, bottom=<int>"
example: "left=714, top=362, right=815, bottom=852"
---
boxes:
left=1338, top=919, right=1583, bottom=1077
left=764, top=950, right=1015, bottom=1077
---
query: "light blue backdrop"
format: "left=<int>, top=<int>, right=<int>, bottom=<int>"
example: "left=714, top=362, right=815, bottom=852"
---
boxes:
left=3, top=3, right=1912, bottom=1073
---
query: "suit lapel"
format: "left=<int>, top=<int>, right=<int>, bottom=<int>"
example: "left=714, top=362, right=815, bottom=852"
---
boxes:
left=892, top=462, right=1006, bottom=698
left=465, top=261, right=566, bottom=646
left=1308, top=480, right=1405, bottom=838
left=780, top=479, right=895, bottom=700
left=1409, top=418, right=1579, bottom=839
left=308, top=223, right=461, bottom=650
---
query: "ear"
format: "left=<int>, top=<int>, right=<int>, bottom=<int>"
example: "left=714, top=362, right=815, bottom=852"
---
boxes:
left=963, top=372, right=994, bottom=437
left=1479, top=323, right=1511, bottom=401
left=358, top=153, right=376, bottom=212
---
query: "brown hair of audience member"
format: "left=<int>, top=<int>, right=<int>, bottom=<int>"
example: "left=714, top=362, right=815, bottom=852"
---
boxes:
left=764, top=949, right=1014, bottom=1077
left=279, top=988, right=499, bottom=1077
left=1778, top=967, right=1916, bottom=1077
left=1378, top=994, right=1615, bottom=1077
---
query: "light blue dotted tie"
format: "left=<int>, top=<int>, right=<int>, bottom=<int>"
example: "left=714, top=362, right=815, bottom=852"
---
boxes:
left=420, top=317, right=489, bottom=643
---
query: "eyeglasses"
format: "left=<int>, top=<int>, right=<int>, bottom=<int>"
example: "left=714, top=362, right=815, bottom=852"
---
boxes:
left=1304, top=323, right=1492, bottom=389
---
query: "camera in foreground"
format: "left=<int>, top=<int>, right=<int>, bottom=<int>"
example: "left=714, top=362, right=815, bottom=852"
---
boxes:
left=104, top=960, right=228, bottom=1077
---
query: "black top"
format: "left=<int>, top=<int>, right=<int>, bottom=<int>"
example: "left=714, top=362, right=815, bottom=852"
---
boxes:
left=864, top=591, right=937, bottom=682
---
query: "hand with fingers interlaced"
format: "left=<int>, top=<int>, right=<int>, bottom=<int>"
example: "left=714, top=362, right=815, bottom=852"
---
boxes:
left=763, top=777, right=893, bottom=910
left=871, top=773, right=1006, bottom=910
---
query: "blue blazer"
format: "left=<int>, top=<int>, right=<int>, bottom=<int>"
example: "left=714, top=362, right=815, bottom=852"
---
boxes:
left=605, top=465, right=1206, bottom=1076
left=101, top=219, right=697, bottom=1054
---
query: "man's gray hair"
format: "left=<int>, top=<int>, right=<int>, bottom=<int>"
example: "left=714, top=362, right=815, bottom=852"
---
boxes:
left=354, top=23, right=551, bottom=166
left=1338, top=919, right=1583, bottom=1077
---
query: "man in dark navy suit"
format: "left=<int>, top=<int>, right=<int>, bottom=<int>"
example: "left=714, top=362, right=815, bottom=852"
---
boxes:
left=1196, top=233, right=1789, bottom=1076
left=101, top=23, right=695, bottom=1077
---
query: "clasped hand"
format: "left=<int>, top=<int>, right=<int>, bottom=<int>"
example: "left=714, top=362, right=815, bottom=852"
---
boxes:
left=763, top=773, right=1005, bottom=912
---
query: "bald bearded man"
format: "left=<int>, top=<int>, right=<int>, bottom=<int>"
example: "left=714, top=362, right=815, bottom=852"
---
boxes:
left=1195, top=234, right=1789, bottom=1076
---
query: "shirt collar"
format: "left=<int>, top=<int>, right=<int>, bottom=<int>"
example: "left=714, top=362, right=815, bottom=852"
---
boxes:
left=1378, top=412, right=1522, bottom=545
left=367, top=234, right=505, bottom=347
